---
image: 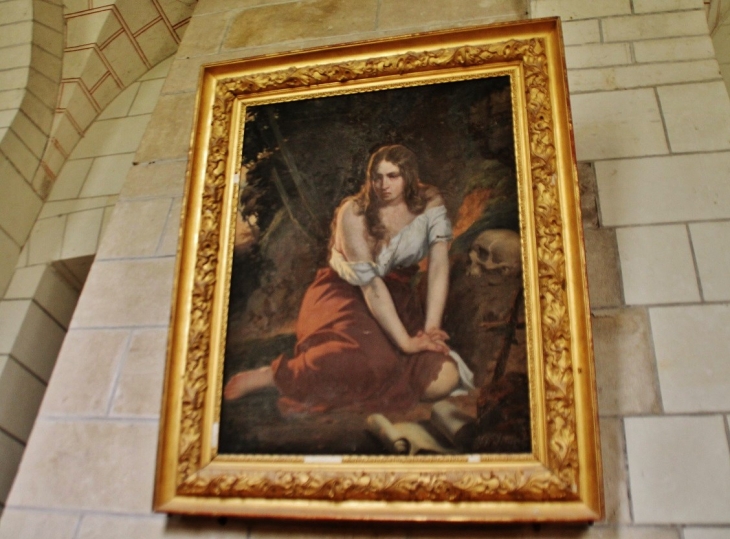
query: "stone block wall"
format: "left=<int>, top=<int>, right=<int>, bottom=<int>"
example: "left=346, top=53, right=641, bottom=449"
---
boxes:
left=0, top=57, right=172, bottom=514
left=0, top=0, right=63, bottom=297
left=2, top=0, right=730, bottom=537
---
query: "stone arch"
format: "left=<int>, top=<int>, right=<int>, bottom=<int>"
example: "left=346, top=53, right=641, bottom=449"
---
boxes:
left=36, top=0, right=195, bottom=196
left=0, top=0, right=64, bottom=295
left=0, top=0, right=195, bottom=297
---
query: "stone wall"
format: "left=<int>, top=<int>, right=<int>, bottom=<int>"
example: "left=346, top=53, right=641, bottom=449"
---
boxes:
left=0, top=0, right=63, bottom=296
left=2, top=0, right=730, bottom=537
left=0, top=56, right=172, bottom=512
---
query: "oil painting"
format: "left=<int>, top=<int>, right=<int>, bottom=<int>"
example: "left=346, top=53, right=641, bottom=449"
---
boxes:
left=219, top=76, right=531, bottom=456
left=155, top=19, right=603, bottom=522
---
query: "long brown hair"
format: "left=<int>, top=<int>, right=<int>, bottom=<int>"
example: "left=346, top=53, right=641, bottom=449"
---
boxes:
left=353, top=145, right=427, bottom=241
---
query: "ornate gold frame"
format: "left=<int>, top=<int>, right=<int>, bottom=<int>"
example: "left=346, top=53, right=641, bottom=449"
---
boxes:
left=154, top=18, right=603, bottom=522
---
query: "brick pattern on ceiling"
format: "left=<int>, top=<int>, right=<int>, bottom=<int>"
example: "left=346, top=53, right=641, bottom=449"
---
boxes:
left=34, top=0, right=194, bottom=197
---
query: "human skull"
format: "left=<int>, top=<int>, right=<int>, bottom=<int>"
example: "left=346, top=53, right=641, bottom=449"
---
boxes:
left=467, top=229, right=522, bottom=277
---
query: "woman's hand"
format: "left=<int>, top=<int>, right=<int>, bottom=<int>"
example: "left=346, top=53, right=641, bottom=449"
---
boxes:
left=401, top=330, right=450, bottom=355
left=425, top=327, right=450, bottom=344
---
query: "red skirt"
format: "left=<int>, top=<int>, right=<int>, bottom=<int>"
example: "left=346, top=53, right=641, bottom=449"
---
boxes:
left=271, top=267, right=451, bottom=413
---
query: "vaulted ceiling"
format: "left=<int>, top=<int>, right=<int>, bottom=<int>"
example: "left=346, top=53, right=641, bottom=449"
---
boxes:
left=36, top=0, right=196, bottom=197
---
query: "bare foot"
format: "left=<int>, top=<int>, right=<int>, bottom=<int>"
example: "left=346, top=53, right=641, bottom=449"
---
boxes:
left=223, top=366, right=275, bottom=400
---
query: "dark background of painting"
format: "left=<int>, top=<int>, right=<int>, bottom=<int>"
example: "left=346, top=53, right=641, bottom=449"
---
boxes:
left=219, top=75, right=530, bottom=455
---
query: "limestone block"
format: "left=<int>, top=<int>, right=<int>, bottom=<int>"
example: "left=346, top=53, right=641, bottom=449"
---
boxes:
left=617, top=225, right=700, bottom=305
left=0, top=301, right=28, bottom=356
left=565, top=43, right=632, bottom=69
left=602, top=11, right=709, bottom=42
left=1, top=128, right=39, bottom=181
left=196, top=0, right=329, bottom=15
left=54, top=111, right=85, bottom=154
left=633, top=0, right=703, bottom=13
left=135, top=20, right=179, bottom=68
left=626, top=415, right=730, bottom=523
left=27, top=67, right=59, bottom=109
left=31, top=0, right=63, bottom=32
left=713, top=20, right=730, bottom=65
left=39, top=196, right=114, bottom=219
left=0, top=110, right=14, bottom=128
left=76, top=517, right=160, bottom=539
left=0, top=509, right=78, bottom=539
left=0, top=88, right=24, bottom=112
left=378, top=0, right=526, bottom=30
left=73, top=115, right=152, bottom=159
left=119, top=159, right=187, bottom=200
left=32, top=22, right=63, bottom=57
left=138, top=55, right=174, bottom=81
left=222, top=0, right=378, bottom=50
left=690, top=221, right=730, bottom=301
left=568, top=60, right=721, bottom=93
left=61, top=208, right=104, bottom=259
left=0, top=21, right=32, bottom=49
left=577, top=162, right=598, bottom=228
left=110, top=328, right=168, bottom=417
left=20, top=89, right=54, bottom=133
left=176, top=10, right=231, bottom=57
left=531, top=0, right=631, bottom=20
left=570, top=89, right=668, bottom=161
left=134, top=92, right=195, bottom=163
left=78, top=153, right=135, bottom=198
left=36, top=268, right=79, bottom=327
left=6, top=300, right=65, bottom=381
left=562, top=19, right=600, bottom=46
left=128, top=78, right=164, bottom=116
left=0, top=230, right=20, bottom=298
left=7, top=419, right=159, bottom=512
left=584, top=228, right=622, bottom=309
left=156, top=197, right=182, bottom=257
left=114, top=0, right=159, bottom=34
left=11, top=109, right=46, bottom=157
left=162, top=51, right=254, bottom=95
left=684, top=530, right=730, bottom=539
left=250, top=523, right=366, bottom=539
left=71, top=257, right=175, bottom=328
left=29, top=44, right=61, bottom=83
left=4, top=265, right=45, bottom=300
left=599, top=417, right=631, bottom=523
left=595, top=153, right=730, bottom=226
left=0, top=429, right=23, bottom=504
left=592, top=308, right=660, bottom=415
left=658, top=82, right=730, bottom=153
left=40, top=329, right=129, bottom=417
left=634, top=36, right=715, bottom=63
left=97, top=82, right=139, bottom=120
left=0, top=355, right=45, bottom=441
left=96, top=198, right=173, bottom=259
left=0, top=159, right=43, bottom=245
left=101, top=33, right=147, bottom=87
left=0, top=44, right=31, bottom=71
left=0, top=69, right=26, bottom=92
left=651, top=304, right=730, bottom=412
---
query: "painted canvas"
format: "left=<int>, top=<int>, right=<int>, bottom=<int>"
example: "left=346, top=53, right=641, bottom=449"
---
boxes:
left=218, top=75, right=530, bottom=456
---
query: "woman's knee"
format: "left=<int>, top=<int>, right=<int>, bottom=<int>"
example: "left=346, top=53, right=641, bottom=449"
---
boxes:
left=423, top=360, right=459, bottom=401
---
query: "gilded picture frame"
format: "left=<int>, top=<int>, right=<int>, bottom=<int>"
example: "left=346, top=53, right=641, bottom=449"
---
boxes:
left=154, top=18, right=603, bottom=522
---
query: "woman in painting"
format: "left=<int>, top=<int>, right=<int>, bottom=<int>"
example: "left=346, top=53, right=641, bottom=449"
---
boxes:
left=224, top=144, right=473, bottom=413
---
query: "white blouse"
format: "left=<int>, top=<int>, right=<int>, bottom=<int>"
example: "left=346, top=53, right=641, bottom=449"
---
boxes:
left=327, top=204, right=474, bottom=393
left=329, top=205, right=453, bottom=286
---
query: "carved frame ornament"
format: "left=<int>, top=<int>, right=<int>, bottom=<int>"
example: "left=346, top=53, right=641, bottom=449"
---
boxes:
left=155, top=18, right=603, bottom=522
